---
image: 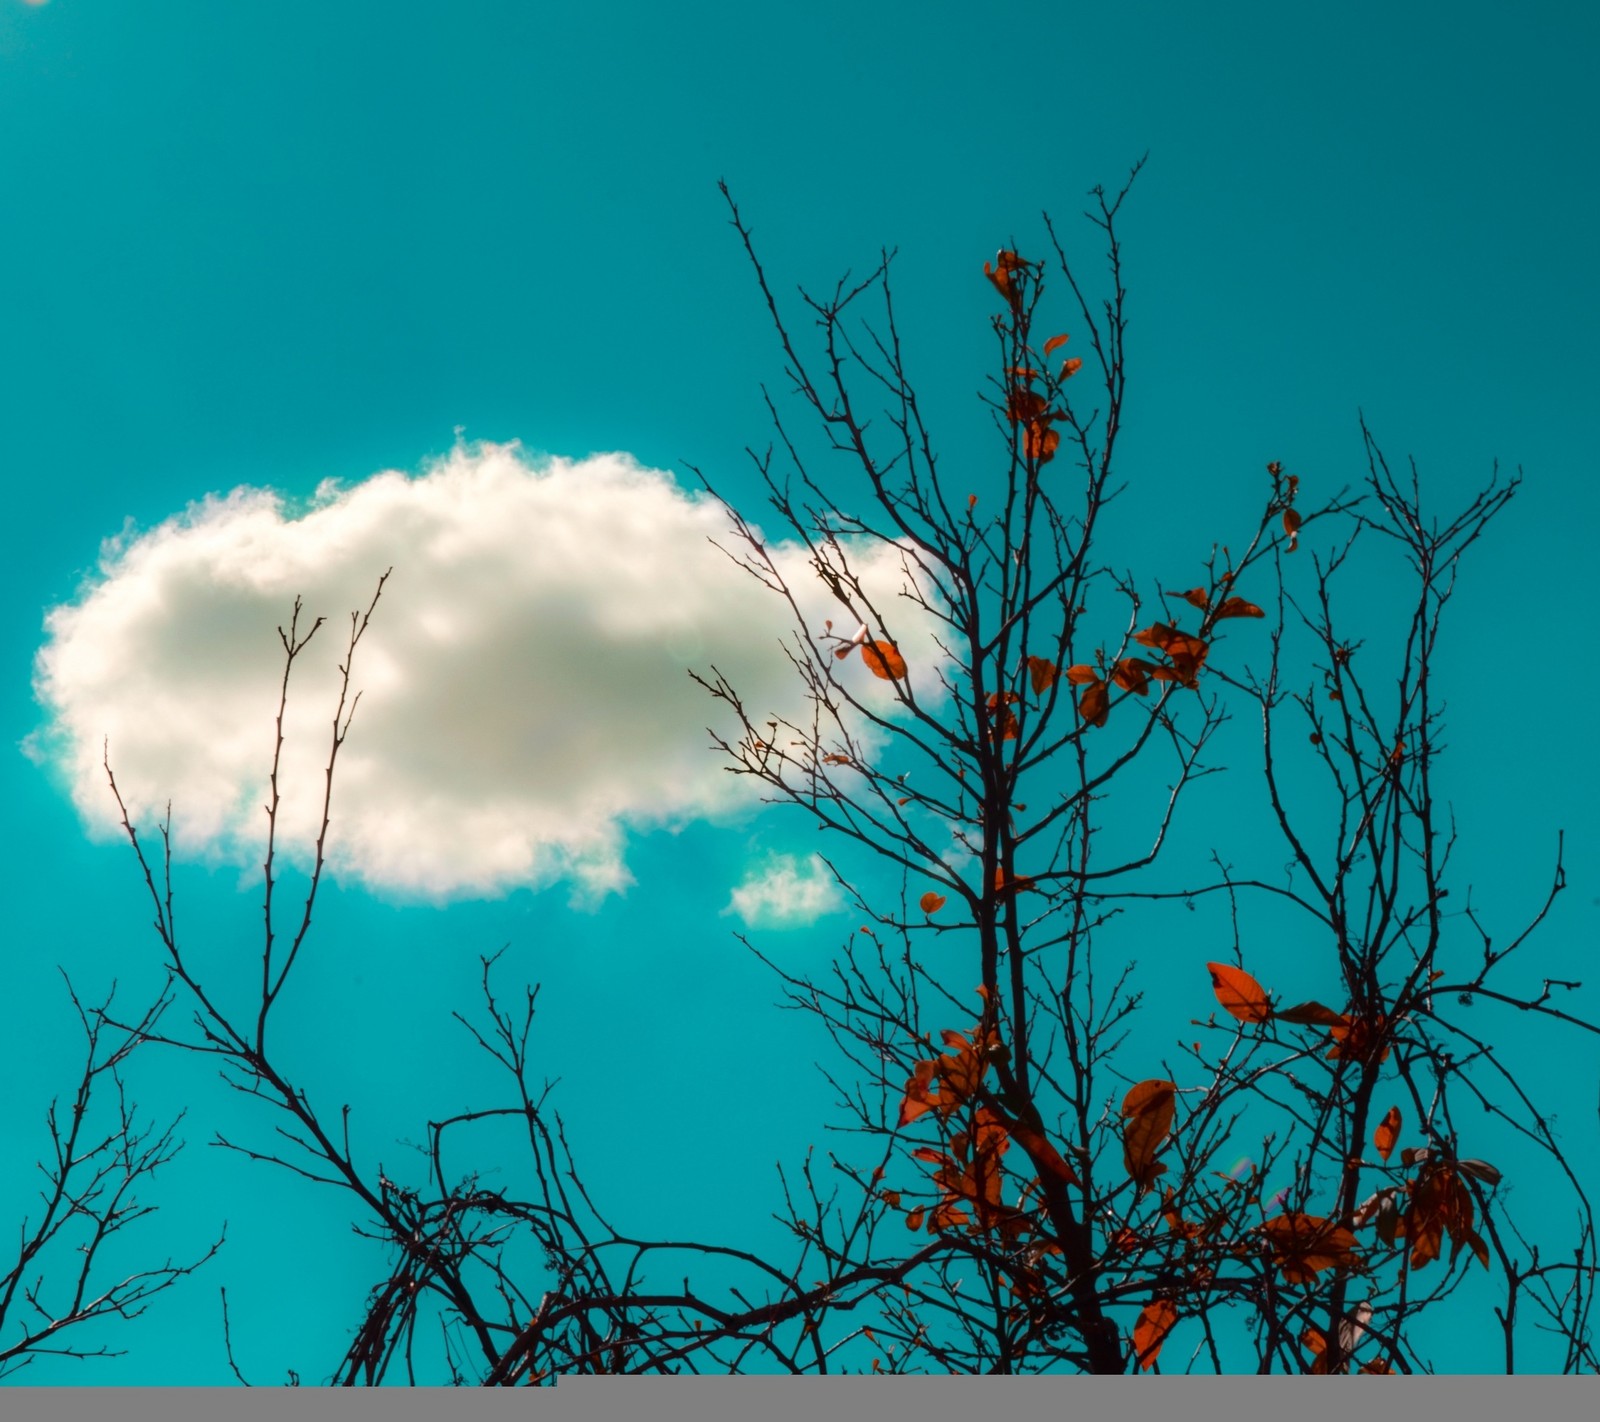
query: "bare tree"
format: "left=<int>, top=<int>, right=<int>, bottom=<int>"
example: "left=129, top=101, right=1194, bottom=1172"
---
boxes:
left=89, top=168, right=1598, bottom=1379
left=0, top=976, right=219, bottom=1378
left=681, top=166, right=1599, bottom=1374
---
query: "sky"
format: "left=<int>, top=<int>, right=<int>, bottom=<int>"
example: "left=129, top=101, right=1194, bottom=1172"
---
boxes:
left=2, top=0, right=1597, bottom=1384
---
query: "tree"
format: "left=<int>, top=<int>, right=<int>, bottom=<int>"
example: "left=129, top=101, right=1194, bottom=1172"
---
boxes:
left=92, top=168, right=1596, bottom=1379
left=0, top=978, right=219, bottom=1378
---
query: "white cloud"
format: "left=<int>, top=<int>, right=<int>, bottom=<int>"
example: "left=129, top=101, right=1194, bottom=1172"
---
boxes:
left=28, top=443, right=946, bottom=904
left=723, top=852, right=845, bottom=929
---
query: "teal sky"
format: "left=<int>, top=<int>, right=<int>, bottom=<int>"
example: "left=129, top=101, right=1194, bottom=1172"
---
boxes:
left=2, top=0, right=1597, bottom=1383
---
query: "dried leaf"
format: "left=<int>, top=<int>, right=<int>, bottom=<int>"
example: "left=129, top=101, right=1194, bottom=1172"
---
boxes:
left=1374, top=1106, right=1401, bottom=1164
left=919, top=892, right=947, bottom=915
left=1283, top=507, right=1303, bottom=553
left=984, top=250, right=1028, bottom=308
left=905, top=1205, right=926, bottom=1231
left=1457, top=1159, right=1503, bottom=1187
left=1207, top=961, right=1273, bottom=1024
left=1025, top=420, right=1061, bottom=465
left=1077, top=678, right=1109, bottom=728
left=1064, top=664, right=1101, bottom=684
left=1059, top=356, right=1083, bottom=379
left=1111, top=658, right=1154, bottom=696
left=993, top=867, right=1037, bottom=899
left=862, top=640, right=908, bottom=681
left=1027, top=656, right=1058, bottom=693
left=1214, top=596, right=1265, bottom=620
left=1177, top=587, right=1209, bottom=610
left=1121, top=1080, right=1176, bottom=1189
left=1042, top=333, right=1071, bottom=357
left=1133, top=1299, right=1178, bottom=1371
left=1260, top=1213, right=1363, bottom=1284
left=1274, top=1000, right=1345, bottom=1027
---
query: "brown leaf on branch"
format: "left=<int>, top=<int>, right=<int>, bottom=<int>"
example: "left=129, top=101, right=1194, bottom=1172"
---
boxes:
left=1213, top=596, right=1265, bottom=621
left=862, top=640, right=908, bottom=681
left=1076, top=678, right=1109, bottom=728
left=1374, top=1106, right=1402, bottom=1164
left=1133, top=1299, right=1178, bottom=1371
left=985, top=249, right=1029, bottom=309
left=1111, top=658, right=1154, bottom=696
left=1260, top=1213, right=1364, bottom=1285
left=1207, top=962, right=1273, bottom=1024
left=1122, top=1079, right=1176, bottom=1190
left=1274, top=1000, right=1344, bottom=1027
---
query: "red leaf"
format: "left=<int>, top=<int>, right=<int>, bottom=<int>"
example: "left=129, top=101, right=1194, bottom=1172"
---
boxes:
left=1027, top=656, right=1058, bottom=693
left=1214, top=596, right=1264, bottom=620
left=1133, top=1299, right=1177, bottom=1371
left=1274, top=1000, right=1344, bottom=1027
left=1374, top=1106, right=1401, bottom=1164
left=1025, top=420, right=1060, bottom=465
left=1283, top=507, right=1303, bottom=553
left=1121, top=1080, right=1176, bottom=1189
left=1207, top=962, right=1273, bottom=1024
left=1077, top=678, right=1109, bottom=728
left=1260, top=1213, right=1363, bottom=1284
left=1111, top=658, right=1153, bottom=696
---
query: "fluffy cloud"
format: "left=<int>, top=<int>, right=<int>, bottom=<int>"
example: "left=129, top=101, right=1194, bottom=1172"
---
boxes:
left=28, top=443, right=945, bottom=902
left=723, top=853, right=845, bottom=929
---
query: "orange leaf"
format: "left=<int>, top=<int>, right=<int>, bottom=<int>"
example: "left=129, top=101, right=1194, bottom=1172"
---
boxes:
left=920, top=892, right=947, bottom=915
left=989, top=1105, right=1078, bottom=1188
left=1064, top=664, right=1100, bottom=684
left=1111, top=658, right=1153, bottom=696
left=1326, top=1012, right=1391, bottom=1064
left=1133, top=1299, right=1177, bottom=1371
left=1042, top=333, right=1071, bottom=357
left=993, top=867, right=1037, bottom=899
left=861, top=640, right=908, bottom=681
left=1121, top=1080, right=1176, bottom=1190
left=1025, top=420, right=1060, bottom=464
left=984, top=250, right=1028, bottom=308
left=1077, top=679, right=1109, bottom=728
left=1059, top=357, right=1083, bottom=379
left=1177, top=587, right=1209, bottom=611
left=1214, top=596, right=1264, bottom=620
left=1027, top=656, right=1058, bottom=693
left=905, top=1205, right=926, bottom=1231
left=897, top=1058, right=938, bottom=1126
left=1283, top=507, right=1303, bottom=553
left=1207, top=962, right=1273, bottom=1024
left=1261, top=1213, right=1363, bottom=1285
left=1274, top=1000, right=1344, bottom=1027
left=1374, top=1106, right=1401, bottom=1164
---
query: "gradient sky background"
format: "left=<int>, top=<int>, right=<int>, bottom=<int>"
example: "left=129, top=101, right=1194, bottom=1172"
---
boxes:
left=3, top=0, right=1597, bottom=1383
